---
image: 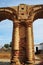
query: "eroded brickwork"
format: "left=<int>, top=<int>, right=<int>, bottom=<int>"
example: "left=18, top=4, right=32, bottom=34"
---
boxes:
left=0, top=4, right=43, bottom=65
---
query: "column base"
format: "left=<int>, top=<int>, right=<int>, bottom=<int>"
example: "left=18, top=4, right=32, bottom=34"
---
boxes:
left=10, top=50, right=21, bottom=65
left=26, top=60, right=35, bottom=64
left=11, top=58, right=21, bottom=65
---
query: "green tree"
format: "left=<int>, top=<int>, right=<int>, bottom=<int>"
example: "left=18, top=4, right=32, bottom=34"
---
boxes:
left=4, top=44, right=10, bottom=48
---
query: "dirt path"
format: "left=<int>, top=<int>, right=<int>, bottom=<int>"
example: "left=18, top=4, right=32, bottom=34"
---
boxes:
left=0, top=59, right=10, bottom=62
left=0, top=55, right=42, bottom=65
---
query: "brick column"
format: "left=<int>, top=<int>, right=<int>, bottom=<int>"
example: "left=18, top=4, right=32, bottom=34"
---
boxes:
left=26, top=22, right=35, bottom=64
left=11, top=21, right=21, bottom=65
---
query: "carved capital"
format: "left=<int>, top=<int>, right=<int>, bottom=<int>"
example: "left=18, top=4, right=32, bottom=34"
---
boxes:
left=26, top=20, right=32, bottom=27
left=13, top=20, right=20, bottom=28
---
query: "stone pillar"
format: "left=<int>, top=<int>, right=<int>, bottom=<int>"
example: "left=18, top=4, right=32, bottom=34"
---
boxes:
left=11, top=21, right=21, bottom=65
left=26, top=22, right=35, bottom=64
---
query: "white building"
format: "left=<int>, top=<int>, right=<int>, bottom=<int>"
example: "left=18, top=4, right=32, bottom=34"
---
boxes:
left=34, top=43, right=43, bottom=52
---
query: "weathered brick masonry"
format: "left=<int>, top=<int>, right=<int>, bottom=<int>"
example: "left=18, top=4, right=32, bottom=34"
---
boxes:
left=0, top=4, right=43, bottom=65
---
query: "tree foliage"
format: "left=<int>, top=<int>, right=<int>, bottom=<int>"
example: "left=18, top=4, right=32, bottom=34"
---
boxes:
left=4, top=44, right=10, bottom=48
left=4, top=42, right=12, bottom=48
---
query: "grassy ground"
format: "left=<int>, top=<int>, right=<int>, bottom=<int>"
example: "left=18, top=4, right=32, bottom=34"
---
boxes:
left=0, top=51, right=11, bottom=59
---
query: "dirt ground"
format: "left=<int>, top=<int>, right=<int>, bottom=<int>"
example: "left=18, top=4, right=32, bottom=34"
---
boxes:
left=0, top=51, right=43, bottom=65
left=0, top=51, right=43, bottom=59
left=0, top=51, right=11, bottom=59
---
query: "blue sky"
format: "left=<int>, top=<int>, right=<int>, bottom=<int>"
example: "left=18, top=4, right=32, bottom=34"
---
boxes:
left=33, top=19, right=43, bottom=44
left=0, top=0, right=43, bottom=47
left=0, top=0, right=43, bottom=7
left=0, top=20, right=13, bottom=47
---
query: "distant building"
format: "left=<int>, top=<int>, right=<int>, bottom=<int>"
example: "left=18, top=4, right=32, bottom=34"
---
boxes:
left=34, top=43, right=43, bottom=52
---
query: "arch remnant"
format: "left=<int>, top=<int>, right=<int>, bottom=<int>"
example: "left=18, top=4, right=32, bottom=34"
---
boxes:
left=0, top=4, right=43, bottom=65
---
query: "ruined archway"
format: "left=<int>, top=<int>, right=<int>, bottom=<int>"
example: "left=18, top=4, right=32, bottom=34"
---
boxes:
left=0, top=7, right=19, bottom=65
left=30, top=5, right=43, bottom=64
left=32, top=5, right=43, bottom=45
left=0, top=7, right=17, bottom=21
left=0, top=4, right=43, bottom=65
left=31, top=5, right=43, bottom=21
